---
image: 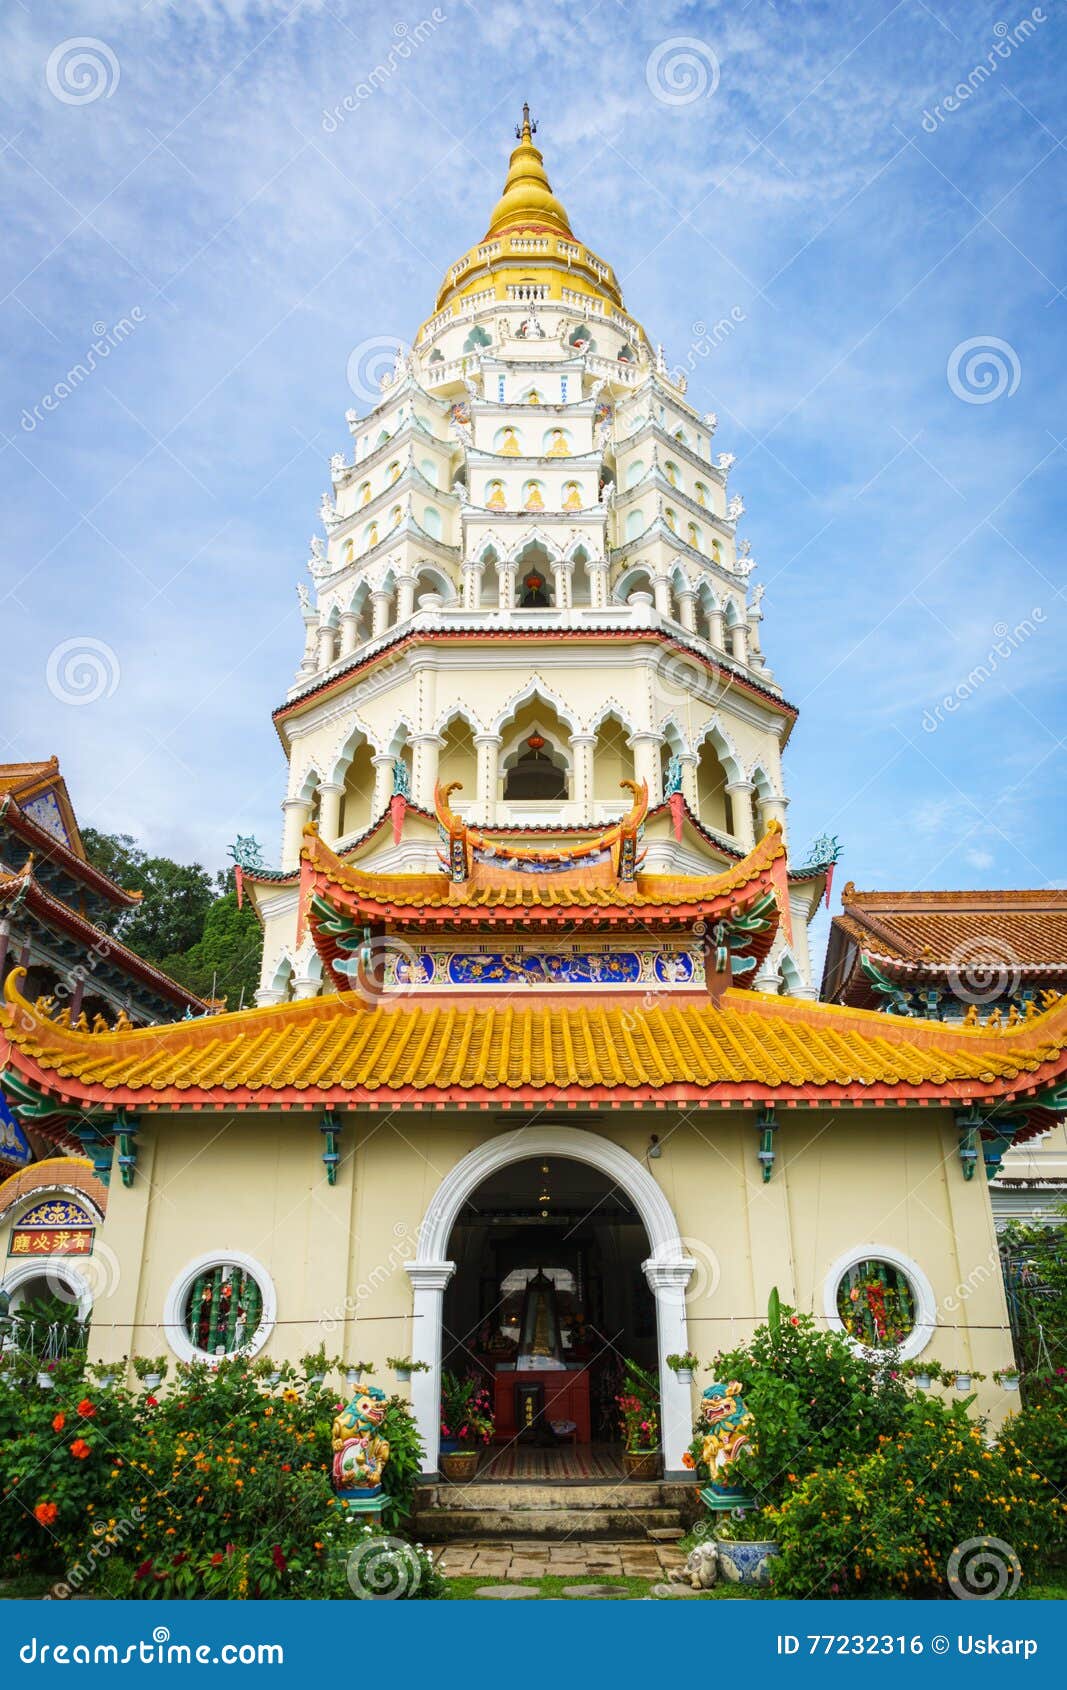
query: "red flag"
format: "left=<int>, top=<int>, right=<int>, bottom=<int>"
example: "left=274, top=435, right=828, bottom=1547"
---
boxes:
left=234, top=865, right=244, bottom=910
left=391, top=792, right=407, bottom=846
left=824, top=861, right=835, bottom=910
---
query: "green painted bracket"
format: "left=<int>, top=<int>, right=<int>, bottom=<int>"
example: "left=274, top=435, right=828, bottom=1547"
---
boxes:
left=321, top=1110, right=341, bottom=1186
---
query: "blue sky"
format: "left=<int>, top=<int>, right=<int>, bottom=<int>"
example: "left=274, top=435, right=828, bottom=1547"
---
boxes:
left=2, top=0, right=1064, bottom=954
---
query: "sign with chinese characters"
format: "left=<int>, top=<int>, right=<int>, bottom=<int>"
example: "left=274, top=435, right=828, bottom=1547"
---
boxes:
left=8, top=1197, right=95, bottom=1257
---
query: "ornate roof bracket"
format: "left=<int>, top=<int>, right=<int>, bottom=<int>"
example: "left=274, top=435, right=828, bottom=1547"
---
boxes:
left=72, top=1122, right=116, bottom=1187
left=115, top=1108, right=140, bottom=1189
left=756, top=1104, right=778, bottom=1183
left=321, top=1110, right=342, bottom=1186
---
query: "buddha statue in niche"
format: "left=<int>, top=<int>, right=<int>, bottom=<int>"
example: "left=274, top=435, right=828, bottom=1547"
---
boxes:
left=499, top=426, right=521, bottom=456
left=547, top=427, right=570, bottom=457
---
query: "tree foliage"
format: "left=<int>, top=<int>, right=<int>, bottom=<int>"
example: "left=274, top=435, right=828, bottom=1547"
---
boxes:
left=81, top=829, right=261, bottom=1011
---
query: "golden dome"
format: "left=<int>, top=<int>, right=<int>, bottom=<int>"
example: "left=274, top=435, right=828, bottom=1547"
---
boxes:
left=484, top=104, right=572, bottom=238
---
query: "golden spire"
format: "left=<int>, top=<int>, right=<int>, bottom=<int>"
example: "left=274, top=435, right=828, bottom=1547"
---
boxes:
left=484, top=102, right=572, bottom=239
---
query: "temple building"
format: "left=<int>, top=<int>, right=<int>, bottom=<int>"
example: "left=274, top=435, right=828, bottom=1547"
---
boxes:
left=821, top=884, right=1067, bottom=1225
left=1, top=113, right=1064, bottom=1479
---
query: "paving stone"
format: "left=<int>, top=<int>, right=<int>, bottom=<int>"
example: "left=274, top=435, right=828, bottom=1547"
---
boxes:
left=474, top=1586, right=539, bottom=1599
left=652, top=1581, right=703, bottom=1599
left=506, top=1562, right=547, bottom=1580
left=561, top=1583, right=630, bottom=1599
left=647, top=1526, right=685, bottom=1541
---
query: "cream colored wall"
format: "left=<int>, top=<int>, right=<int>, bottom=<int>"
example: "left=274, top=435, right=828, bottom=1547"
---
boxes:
left=84, top=1106, right=1017, bottom=1429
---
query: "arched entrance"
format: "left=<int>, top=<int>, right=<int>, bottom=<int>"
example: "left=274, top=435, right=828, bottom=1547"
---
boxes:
left=406, top=1128, right=695, bottom=1476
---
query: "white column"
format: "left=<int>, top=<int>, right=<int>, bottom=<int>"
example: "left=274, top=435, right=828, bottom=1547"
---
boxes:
left=497, top=561, right=515, bottom=613
left=678, top=751, right=699, bottom=811
left=629, top=731, right=664, bottom=806
left=280, top=798, right=310, bottom=871
left=729, top=620, right=749, bottom=665
left=747, top=609, right=763, bottom=658
left=291, top=973, right=320, bottom=1001
left=474, top=732, right=502, bottom=825
left=371, top=589, right=392, bottom=639
left=652, top=574, right=672, bottom=619
left=372, top=752, right=395, bottom=815
left=396, top=573, right=418, bottom=622
left=643, top=1258, right=696, bottom=1478
left=759, top=793, right=789, bottom=841
left=708, top=606, right=725, bottom=650
left=589, top=559, right=609, bottom=610
left=316, top=623, right=337, bottom=671
left=299, top=613, right=319, bottom=676
left=676, top=588, right=697, bottom=633
left=339, top=611, right=361, bottom=658
left=317, top=781, right=344, bottom=845
left=410, top=732, right=443, bottom=809
left=254, top=987, right=285, bottom=1008
left=725, top=780, right=756, bottom=850
left=462, top=563, right=482, bottom=611
left=570, top=732, right=597, bottom=818
left=405, top=1261, right=456, bottom=1475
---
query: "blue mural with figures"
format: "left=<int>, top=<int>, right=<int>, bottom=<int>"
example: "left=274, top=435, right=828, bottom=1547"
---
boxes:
left=448, top=952, right=641, bottom=985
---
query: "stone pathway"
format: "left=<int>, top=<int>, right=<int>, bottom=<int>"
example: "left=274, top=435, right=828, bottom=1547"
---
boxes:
left=434, top=1538, right=685, bottom=1583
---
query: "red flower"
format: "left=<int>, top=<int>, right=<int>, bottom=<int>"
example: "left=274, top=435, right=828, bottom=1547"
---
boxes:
left=69, top=1439, right=91, bottom=1461
left=51, top=1412, right=66, bottom=1433
left=145, top=1395, right=159, bottom=1409
left=271, top=1545, right=287, bottom=1573
left=280, top=1463, right=291, bottom=1472
left=211, top=1553, right=224, bottom=1566
left=134, top=1560, right=153, bottom=1581
left=34, top=1502, right=58, bottom=1527
left=75, top=1398, right=97, bottom=1419
left=790, top=1316, right=799, bottom=1327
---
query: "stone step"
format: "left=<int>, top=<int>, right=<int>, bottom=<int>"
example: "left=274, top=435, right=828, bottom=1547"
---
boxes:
left=419, top=1479, right=670, bottom=1511
left=418, top=1504, right=686, bottom=1542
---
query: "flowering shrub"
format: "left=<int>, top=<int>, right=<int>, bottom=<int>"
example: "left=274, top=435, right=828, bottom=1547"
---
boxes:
left=616, top=1358, right=659, bottom=1451
left=705, top=1306, right=909, bottom=1504
left=440, top=1371, right=494, bottom=1447
left=767, top=1394, right=1063, bottom=1598
left=0, top=1353, right=431, bottom=1598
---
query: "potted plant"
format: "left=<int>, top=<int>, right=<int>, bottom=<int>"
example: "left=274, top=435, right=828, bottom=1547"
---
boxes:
left=712, top=1508, right=781, bottom=1588
left=954, top=1367, right=985, bottom=1392
left=345, top=1361, right=374, bottom=1389
left=252, top=1356, right=281, bottom=1387
left=36, top=1362, right=56, bottom=1391
left=132, top=1355, right=168, bottom=1390
left=994, top=1366, right=1021, bottom=1392
left=388, top=1355, right=429, bottom=1384
left=667, top=1351, right=700, bottom=1384
left=900, top=1358, right=944, bottom=1392
left=617, top=1358, right=661, bottom=1479
left=88, top=1357, right=125, bottom=1390
left=301, top=1345, right=336, bottom=1386
left=439, top=1370, right=494, bottom=1480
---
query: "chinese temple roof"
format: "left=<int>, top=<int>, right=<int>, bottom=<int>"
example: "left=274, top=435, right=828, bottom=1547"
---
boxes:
left=2, top=965, right=1065, bottom=1127
left=0, top=758, right=141, bottom=910
left=822, top=884, right=1067, bottom=1007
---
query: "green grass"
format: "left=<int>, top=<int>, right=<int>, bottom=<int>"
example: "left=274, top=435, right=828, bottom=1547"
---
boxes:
left=441, top=1571, right=761, bottom=1601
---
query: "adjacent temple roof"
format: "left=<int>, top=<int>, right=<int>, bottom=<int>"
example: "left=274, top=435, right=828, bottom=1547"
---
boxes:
left=0, top=756, right=141, bottom=911
left=822, top=884, right=1067, bottom=1008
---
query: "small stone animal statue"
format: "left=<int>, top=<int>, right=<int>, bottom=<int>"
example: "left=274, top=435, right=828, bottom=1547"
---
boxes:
left=668, top=1541, right=719, bottom=1590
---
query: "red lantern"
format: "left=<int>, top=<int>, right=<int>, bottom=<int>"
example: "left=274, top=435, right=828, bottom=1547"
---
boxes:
left=526, top=733, right=546, bottom=752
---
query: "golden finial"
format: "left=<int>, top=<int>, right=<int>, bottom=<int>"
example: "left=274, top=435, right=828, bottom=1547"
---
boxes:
left=516, top=102, right=536, bottom=142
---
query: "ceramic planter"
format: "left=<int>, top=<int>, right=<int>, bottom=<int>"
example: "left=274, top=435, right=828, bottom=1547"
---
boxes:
left=1000, top=1374, right=1020, bottom=1392
left=37, top=1372, right=54, bottom=1390
left=142, top=1372, right=162, bottom=1390
left=955, top=1373, right=972, bottom=1391
left=714, top=1533, right=780, bottom=1588
left=266, top=1370, right=281, bottom=1387
left=623, top=1449, right=661, bottom=1480
left=913, top=1371, right=931, bottom=1390
left=345, top=1369, right=363, bottom=1389
left=309, top=1372, right=326, bottom=1386
left=441, top=1448, right=480, bottom=1482
left=395, top=1367, right=412, bottom=1384
left=674, top=1368, right=694, bottom=1385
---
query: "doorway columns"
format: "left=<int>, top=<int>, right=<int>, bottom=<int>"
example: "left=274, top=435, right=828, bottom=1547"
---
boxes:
left=406, top=1126, right=695, bottom=1477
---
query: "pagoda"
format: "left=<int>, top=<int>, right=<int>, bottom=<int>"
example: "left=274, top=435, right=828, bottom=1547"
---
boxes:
left=1, top=113, right=1064, bottom=1480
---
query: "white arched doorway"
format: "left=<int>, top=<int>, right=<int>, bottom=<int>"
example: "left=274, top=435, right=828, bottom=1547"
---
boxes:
left=406, top=1127, right=696, bottom=1476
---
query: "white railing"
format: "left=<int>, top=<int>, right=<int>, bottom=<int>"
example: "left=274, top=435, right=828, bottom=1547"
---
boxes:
left=506, top=283, right=549, bottom=302
left=508, top=237, right=550, bottom=253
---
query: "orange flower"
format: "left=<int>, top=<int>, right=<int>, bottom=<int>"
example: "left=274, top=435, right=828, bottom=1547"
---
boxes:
left=34, top=1502, right=59, bottom=1526
left=681, top=1451, right=695, bottom=1469
left=51, top=1412, right=66, bottom=1433
left=76, top=1398, right=97, bottom=1419
left=70, top=1439, right=91, bottom=1461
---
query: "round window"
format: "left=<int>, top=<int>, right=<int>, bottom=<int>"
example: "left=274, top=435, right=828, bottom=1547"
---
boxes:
left=182, top=1260, right=265, bottom=1357
left=836, top=1257, right=916, bottom=1349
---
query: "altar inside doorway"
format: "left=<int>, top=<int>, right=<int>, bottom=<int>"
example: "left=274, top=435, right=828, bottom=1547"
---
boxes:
left=442, top=1156, right=659, bottom=1450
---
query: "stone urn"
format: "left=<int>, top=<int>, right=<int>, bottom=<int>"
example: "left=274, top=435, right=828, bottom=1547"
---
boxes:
left=623, top=1449, right=661, bottom=1480
left=714, top=1532, right=780, bottom=1588
left=441, top=1448, right=480, bottom=1482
